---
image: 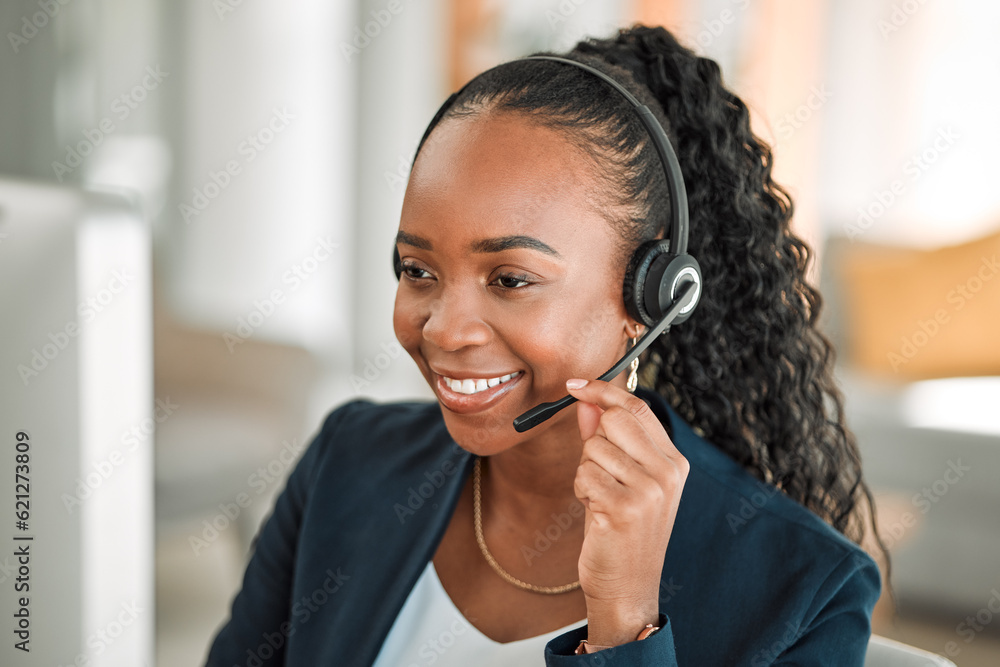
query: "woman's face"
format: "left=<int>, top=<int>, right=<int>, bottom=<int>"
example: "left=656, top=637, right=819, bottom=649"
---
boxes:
left=393, top=110, right=638, bottom=453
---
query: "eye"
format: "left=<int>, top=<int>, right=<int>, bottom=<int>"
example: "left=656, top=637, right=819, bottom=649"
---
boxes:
left=399, top=261, right=430, bottom=281
left=399, top=261, right=534, bottom=291
left=493, top=272, right=533, bottom=290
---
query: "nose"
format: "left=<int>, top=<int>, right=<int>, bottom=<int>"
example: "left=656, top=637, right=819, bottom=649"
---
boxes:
left=421, top=286, right=493, bottom=352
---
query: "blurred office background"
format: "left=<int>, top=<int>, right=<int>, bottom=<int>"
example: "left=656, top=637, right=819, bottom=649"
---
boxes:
left=1, top=0, right=998, bottom=664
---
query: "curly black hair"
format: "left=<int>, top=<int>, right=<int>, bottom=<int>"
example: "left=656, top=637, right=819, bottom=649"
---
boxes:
left=413, top=24, right=888, bottom=568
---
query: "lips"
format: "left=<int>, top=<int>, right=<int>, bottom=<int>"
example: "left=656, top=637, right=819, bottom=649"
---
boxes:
left=433, top=370, right=524, bottom=415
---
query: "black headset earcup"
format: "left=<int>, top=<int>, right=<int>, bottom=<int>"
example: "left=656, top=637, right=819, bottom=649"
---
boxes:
left=645, top=253, right=701, bottom=325
left=624, top=239, right=702, bottom=328
left=624, top=239, right=673, bottom=327
left=392, top=244, right=402, bottom=281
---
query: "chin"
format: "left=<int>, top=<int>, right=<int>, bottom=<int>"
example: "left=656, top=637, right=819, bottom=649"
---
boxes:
left=437, top=406, right=516, bottom=454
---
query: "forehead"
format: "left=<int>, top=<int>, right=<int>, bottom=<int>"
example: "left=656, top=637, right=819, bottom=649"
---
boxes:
left=400, top=111, right=611, bottom=249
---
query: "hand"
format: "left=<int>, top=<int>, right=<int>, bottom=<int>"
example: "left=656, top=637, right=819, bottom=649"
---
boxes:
left=566, top=378, right=689, bottom=646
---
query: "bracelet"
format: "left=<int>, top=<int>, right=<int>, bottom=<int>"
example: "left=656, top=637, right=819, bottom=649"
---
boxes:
left=574, top=622, right=661, bottom=655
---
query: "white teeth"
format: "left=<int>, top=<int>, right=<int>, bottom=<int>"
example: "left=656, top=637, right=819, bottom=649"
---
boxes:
left=443, top=371, right=521, bottom=395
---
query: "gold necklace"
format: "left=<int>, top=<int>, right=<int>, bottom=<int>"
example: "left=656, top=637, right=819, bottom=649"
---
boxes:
left=472, top=456, right=581, bottom=595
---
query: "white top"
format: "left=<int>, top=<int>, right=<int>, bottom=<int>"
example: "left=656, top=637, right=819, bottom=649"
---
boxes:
left=372, top=560, right=586, bottom=666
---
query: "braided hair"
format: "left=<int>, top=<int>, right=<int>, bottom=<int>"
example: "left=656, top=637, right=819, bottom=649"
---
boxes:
left=411, top=24, right=888, bottom=563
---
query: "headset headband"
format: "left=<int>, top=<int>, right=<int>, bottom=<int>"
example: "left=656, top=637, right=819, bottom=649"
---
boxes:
left=413, top=54, right=689, bottom=256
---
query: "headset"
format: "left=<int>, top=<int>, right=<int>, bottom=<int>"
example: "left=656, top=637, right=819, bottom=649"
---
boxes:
left=392, top=55, right=702, bottom=432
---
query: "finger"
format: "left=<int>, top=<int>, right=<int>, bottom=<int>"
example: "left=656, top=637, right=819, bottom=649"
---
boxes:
left=566, top=378, right=656, bottom=436
left=568, top=381, right=633, bottom=452
left=567, top=378, right=680, bottom=463
left=575, top=396, right=604, bottom=443
left=579, top=433, right=651, bottom=487
left=581, top=435, right=676, bottom=521
left=586, top=405, right=666, bottom=472
left=574, top=457, right=629, bottom=525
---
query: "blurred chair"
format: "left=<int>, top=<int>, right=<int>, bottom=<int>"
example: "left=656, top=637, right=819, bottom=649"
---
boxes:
left=866, top=635, right=957, bottom=666
left=831, top=229, right=1000, bottom=380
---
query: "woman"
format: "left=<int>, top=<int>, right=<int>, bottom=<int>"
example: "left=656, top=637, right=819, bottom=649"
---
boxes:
left=206, top=24, right=885, bottom=666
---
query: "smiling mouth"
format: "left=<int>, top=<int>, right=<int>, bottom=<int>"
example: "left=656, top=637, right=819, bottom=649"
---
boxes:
left=433, top=371, right=524, bottom=414
left=440, top=371, right=523, bottom=394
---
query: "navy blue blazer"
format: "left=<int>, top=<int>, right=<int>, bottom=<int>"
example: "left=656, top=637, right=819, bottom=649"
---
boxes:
left=205, top=385, right=880, bottom=666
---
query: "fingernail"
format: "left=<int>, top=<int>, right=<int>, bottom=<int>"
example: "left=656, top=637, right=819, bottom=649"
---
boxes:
left=566, top=378, right=588, bottom=389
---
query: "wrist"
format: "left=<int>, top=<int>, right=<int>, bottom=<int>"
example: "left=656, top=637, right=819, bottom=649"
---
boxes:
left=584, top=598, right=659, bottom=647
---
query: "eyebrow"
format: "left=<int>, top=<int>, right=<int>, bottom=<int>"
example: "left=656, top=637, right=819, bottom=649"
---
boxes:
left=395, top=230, right=562, bottom=258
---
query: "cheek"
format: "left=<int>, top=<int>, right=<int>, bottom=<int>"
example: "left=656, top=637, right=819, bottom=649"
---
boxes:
left=568, top=302, right=626, bottom=354
left=524, top=293, right=623, bottom=378
left=392, top=292, right=423, bottom=355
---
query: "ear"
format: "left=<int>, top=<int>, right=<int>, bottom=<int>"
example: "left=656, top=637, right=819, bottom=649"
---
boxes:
left=625, top=321, right=647, bottom=339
